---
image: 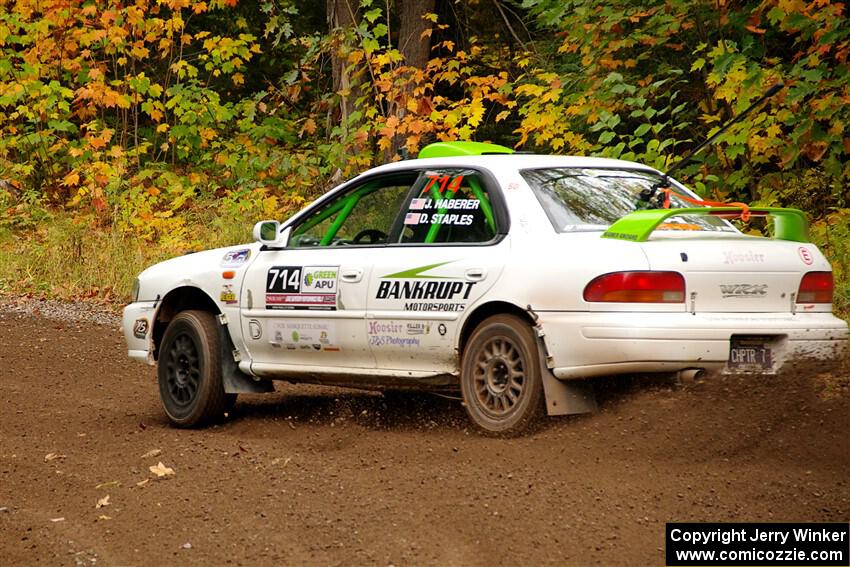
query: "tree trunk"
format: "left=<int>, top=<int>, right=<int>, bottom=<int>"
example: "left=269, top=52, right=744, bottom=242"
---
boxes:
left=326, top=0, right=360, bottom=130
left=388, top=0, right=435, bottom=160
left=397, top=0, right=435, bottom=70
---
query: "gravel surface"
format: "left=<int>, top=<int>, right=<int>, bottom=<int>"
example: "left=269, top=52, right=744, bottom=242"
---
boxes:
left=0, top=298, right=848, bottom=566
left=0, top=296, right=122, bottom=328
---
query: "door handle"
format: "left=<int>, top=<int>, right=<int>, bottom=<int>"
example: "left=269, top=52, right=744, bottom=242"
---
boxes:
left=340, top=269, right=363, bottom=283
left=465, top=268, right=486, bottom=282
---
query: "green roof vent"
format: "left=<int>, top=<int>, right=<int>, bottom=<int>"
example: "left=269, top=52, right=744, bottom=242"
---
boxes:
left=418, top=141, right=514, bottom=159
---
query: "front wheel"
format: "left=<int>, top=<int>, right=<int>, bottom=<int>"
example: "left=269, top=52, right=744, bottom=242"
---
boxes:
left=460, top=314, right=545, bottom=435
left=157, top=310, right=229, bottom=428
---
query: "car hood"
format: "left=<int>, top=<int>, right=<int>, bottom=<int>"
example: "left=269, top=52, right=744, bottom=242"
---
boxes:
left=137, top=242, right=261, bottom=301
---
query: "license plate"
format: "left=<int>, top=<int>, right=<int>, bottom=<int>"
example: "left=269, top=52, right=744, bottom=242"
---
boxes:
left=727, top=336, right=774, bottom=371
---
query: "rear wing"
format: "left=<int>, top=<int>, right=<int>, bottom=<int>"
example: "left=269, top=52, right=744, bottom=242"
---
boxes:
left=601, top=207, right=809, bottom=243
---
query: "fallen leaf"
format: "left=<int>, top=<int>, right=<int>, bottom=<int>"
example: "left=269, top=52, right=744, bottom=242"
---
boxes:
left=149, top=462, right=175, bottom=478
left=98, top=515, right=112, bottom=521
left=44, top=453, right=66, bottom=462
left=181, top=542, right=192, bottom=549
left=141, top=449, right=162, bottom=459
left=50, top=517, right=65, bottom=522
left=96, top=495, right=110, bottom=509
left=135, top=479, right=150, bottom=488
left=95, top=480, right=120, bottom=489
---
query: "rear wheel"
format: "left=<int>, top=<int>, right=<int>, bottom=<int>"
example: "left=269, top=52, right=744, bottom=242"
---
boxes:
left=157, top=310, right=229, bottom=428
left=460, top=314, right=545, bottom=435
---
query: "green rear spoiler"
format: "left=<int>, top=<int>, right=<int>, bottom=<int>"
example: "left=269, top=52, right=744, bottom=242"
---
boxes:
left=601, top=207, right=809, bottom=243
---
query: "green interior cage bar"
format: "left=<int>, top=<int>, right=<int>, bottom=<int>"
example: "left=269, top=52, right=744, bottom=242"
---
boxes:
left=292, top=180, right=379, bottom=242
left=292, top=138, right=511, bottom=246
left=601, top=207, right=809, bottom=243
left=424, top=183, right=458, bottom=244
left=423, top=175, right=496, bottom=243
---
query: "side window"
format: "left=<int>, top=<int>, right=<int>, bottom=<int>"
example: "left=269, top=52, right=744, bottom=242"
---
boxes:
left=289, top=174, right=416, bottom=248
left=399, top=169, right=498, bottom=244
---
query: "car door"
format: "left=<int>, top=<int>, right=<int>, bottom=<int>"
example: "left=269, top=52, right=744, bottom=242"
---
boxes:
left=366, top=168, right=509, bottom=372
left=239, top=172, right=417, bottom=371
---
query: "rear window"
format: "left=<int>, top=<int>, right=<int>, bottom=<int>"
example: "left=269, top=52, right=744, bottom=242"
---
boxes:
left=520, top=168, right=733, bottom=233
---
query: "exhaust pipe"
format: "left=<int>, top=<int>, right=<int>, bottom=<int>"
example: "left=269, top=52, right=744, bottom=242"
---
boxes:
left=677, top=368, right=706, bottom=382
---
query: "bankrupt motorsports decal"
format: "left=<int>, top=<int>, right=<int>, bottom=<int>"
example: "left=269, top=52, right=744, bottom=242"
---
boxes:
left=375, top=261, right=476, bottom=312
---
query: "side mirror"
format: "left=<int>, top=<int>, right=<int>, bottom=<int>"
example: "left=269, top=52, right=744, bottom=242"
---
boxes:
left=252, top=221, right=290, bottom=247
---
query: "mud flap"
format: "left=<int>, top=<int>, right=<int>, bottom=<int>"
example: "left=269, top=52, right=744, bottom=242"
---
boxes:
left=218, top=324, right=274, bottom=394
left=536, top=335, right=597, bottom=416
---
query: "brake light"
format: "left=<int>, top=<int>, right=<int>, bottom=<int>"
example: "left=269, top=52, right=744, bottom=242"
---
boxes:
left=797, top=271, right=833, bottom=303
left=583, top=271, right=685, bottom=303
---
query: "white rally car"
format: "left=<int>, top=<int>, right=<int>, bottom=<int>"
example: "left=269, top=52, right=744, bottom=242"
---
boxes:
left=123, top=141, right=848, bottom=434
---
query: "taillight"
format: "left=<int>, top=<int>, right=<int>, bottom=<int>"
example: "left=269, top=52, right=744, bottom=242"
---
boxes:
left=583, top=271, right=685, bottom=303
left=797, top=271, right=833, bottom=303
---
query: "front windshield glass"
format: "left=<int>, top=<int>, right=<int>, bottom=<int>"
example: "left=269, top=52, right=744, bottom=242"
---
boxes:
left=520, top=168, right=734, bottom=233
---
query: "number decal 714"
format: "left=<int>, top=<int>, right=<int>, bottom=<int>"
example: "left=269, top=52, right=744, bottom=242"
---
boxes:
left=266, top=266, right=302, bottom=293
left=424, top=175, right=465, bottom=194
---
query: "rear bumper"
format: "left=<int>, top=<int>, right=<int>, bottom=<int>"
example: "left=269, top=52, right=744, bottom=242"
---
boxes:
left=537, top=311, right=848, bottom=379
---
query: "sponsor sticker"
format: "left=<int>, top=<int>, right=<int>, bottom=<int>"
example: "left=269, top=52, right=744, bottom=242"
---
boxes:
left=132, top=318, right=149, bottom=339
left=406, top=322, right=430, bottom=335
left=723, top=250, right=765, bottom=265
left=268, top=320, right=339, bottom=351
left=222, top=248, right=251, bottom=268
left=266, top=266, right=339, bottom=310
left=367, top=320, right=421, bottom=348
left=719, top=283, right=768, bottom=299
left=219, top=284, right=238, bottom=304
left=798, top=246, right=814, bottom=266
left=375, top=262, right=476, bottom=312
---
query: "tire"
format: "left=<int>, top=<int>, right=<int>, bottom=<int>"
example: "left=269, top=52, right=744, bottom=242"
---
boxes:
left=460, top=314, right=545, bottom=436
left=157, top=310, right=229, bottom=428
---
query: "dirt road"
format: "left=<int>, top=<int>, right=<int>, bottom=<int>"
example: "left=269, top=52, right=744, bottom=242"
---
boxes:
left=1, top=302, right=848, bottom=566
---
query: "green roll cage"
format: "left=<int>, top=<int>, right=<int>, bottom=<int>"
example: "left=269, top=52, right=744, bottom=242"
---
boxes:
left=291, top=172, right=497, bottom=246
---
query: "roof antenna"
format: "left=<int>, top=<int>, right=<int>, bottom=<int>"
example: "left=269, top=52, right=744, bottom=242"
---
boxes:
left=639, top=82, right=785, bottom=204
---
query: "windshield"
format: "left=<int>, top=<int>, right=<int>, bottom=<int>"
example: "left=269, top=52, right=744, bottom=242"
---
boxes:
left=520, top=168, right=734, bottom=233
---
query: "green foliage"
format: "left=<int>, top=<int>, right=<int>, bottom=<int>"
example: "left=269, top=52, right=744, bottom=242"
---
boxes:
left=518, top=0, right=850, bottom=203
left=0, top=0, right=846, bottom=319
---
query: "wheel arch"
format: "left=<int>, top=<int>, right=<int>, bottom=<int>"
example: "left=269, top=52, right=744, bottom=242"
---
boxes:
left=458, top=300, right=599, bottom=421
left=458, top=300, right=536, bottom=355
left=152, top=286, right=221, bottom=361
